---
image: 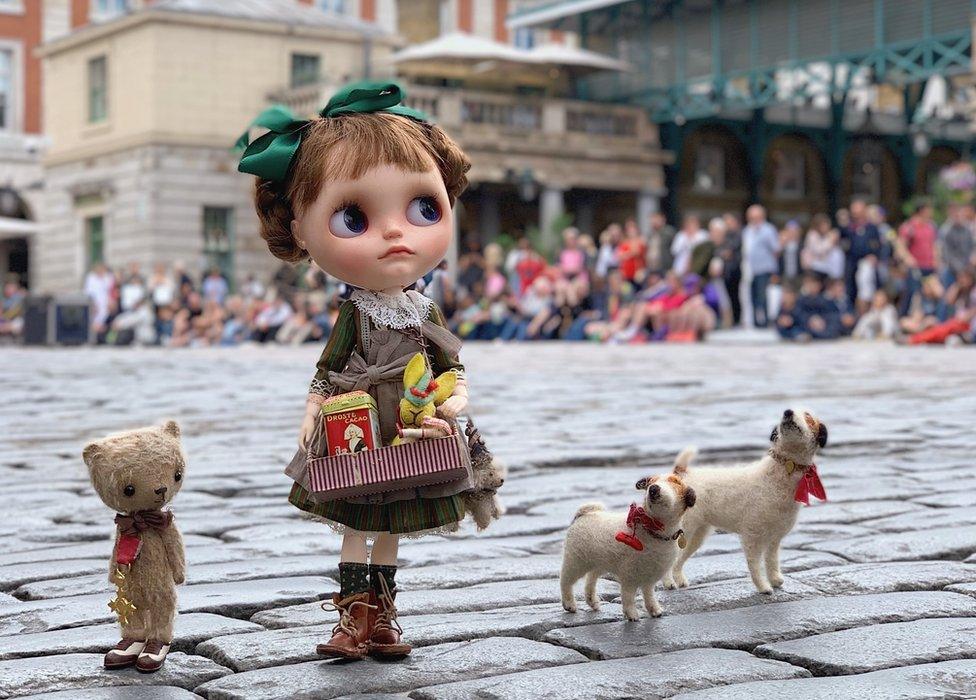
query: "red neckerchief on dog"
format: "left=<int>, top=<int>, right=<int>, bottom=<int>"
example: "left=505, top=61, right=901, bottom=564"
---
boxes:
left=793, top=464, right=827, bottom=505
left=615, top=503, right=669, bottom=551
left=113, top=510, right=173, bottom=565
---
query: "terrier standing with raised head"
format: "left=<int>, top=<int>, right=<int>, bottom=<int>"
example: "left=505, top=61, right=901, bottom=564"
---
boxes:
left=666, top=408, right=828, bottom=594
left=560, top=472, right=696, bottom=621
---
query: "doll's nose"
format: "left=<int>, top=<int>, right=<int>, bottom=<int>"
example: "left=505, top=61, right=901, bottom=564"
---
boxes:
left=382, top=224, right=404, bottom=240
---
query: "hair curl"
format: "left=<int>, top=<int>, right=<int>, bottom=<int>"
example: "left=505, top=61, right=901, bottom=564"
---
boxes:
left=253, top=112, right=471, bottom=263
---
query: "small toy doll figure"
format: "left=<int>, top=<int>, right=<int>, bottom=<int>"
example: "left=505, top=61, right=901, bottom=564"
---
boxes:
left=237, top=81, right=476, bottom=660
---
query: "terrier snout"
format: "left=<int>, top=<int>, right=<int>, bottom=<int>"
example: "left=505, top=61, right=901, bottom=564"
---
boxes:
left=154, top=486, right=168, bottom=496
left=783, top=409, right=794, bottom=420
left=647, top=484, right=661, bottom=501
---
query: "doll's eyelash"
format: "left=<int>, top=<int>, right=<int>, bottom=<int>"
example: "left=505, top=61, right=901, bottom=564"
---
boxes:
left=333, top=199, right=361, bottom=214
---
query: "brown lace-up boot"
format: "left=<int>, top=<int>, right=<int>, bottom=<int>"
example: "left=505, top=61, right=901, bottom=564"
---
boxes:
left=315, top=592, right=375, bottom=660
left=368, top=572, right=411, bottom=657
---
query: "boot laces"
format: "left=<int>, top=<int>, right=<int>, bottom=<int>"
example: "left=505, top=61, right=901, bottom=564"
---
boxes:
left=321, top=596, right=375, bottom=639
left=373, top=574, right=403, bottom=636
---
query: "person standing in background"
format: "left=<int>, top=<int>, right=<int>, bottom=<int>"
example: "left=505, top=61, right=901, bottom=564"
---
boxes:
left=938, top=203, right=975, bottom=287
left=646, top=211, right=676, bottom=277
left=84, top=262, right=116, bottom=338
left=898, top=202, right=938, bottom=315
left=841, top=198, right=883, bottom=306
left=721, top=212, right=743, bottom=324
left=670, top=214, right=707, bottom=276
left=741, top=204, right=780, bottom=328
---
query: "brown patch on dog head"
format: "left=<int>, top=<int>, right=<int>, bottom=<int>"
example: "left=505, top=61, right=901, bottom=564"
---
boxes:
left=804, top=413, right=819, bottom=431
left=804, top=413, right=828, bottom=447
left=665, top=474, right=693, bottom=506
left=635, top=475, right=658, bottom=491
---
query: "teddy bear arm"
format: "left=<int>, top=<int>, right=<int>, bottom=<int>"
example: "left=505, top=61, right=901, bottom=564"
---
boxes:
left=163, top=527, right=186, bottom=585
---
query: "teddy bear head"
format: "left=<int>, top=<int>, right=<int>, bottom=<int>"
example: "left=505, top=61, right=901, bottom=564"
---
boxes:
left=83, top=420, right=186, bottom=514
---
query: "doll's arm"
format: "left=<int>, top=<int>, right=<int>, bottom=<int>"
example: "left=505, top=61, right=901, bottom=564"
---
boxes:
left=301, top=301, right=357, bottom=447
left=165, top=526, right=186, bottom=585
left=429, top=303, right=468, bottom=419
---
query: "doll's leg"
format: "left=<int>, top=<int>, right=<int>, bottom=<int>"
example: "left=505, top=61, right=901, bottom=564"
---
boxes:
left=367, top=533, right=411, bottom=657
left=316, top=529, right=372, bottom=660
left=337, top=529, right=370, bottom=598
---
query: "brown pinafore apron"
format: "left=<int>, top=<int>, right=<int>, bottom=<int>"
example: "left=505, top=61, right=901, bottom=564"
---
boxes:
left=286, top=313, right=473, bottom=535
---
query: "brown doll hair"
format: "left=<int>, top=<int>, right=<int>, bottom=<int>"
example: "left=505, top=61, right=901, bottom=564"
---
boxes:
left=254, top=112, right=471, bottom=262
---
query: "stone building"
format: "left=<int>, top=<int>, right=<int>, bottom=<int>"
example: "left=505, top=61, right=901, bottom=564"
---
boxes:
left=36, top=0, right=395, bottom=293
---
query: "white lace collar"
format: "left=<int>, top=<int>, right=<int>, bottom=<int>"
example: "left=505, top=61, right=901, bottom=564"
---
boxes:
left=349, top=288, right=434, bottom=330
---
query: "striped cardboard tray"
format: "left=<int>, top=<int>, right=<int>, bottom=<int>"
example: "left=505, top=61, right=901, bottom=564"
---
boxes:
left=306, top=435, right=468, bottom=499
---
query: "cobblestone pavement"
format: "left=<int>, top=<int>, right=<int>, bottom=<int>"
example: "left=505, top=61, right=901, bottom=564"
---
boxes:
left=1, top=339, right=976, bottom=699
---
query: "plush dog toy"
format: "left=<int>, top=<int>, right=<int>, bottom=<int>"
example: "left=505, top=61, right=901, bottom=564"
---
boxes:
left=83, top=420, right=187, bottom=673
left=392, top=353, right=457, bottom=445
left=666, top=408, right=828, bottom=594
left=561, top=472, right=695, bottom=620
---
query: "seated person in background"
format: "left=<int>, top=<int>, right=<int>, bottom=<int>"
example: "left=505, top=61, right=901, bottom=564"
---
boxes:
left=907, top=273, right=975, bottom=345
left=899, top=275, right=946, bottom=336
left=499, top=274, right=558, bottom=341
left=777, top=274, right=841, bottom=341
left=853, top=290, right=899, bottom=340
left=824, top=278, right=856, bottom=336
left=0, top=280, right=25, bottom=340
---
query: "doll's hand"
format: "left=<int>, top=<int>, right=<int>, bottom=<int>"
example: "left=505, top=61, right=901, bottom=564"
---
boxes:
left=299, top=414, right=316, bottom=450
left=438, top=395, right=467, bottom=420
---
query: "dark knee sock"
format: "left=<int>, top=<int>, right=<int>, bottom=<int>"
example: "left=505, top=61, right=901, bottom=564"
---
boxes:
left=369, top=564, right=398, bottom=595
left=338, top=562, right=369, bottom=598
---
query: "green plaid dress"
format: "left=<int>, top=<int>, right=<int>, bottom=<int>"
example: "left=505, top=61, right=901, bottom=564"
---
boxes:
left=288, top=297, right=466, bottom=534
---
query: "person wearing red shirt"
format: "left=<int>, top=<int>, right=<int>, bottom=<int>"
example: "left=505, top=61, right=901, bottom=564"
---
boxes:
left=898, top=202, right=939, bottom=314
left=616, top=219, right=647, bottom=283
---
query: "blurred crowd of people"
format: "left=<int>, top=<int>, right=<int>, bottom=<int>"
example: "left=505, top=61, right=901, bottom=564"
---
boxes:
left=74, top=261, right=342, bottom=348
left=435, top=197, right=976, bottom=346
left=1, top=195, right=973, bottom=348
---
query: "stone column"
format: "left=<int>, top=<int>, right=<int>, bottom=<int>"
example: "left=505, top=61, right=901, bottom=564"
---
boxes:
left=477, top=188, right=500, bottom=241
left=636, top=188, right=659, bottom=237
left=539, top=185, right=565, bottom=256
left=574, top=191, right=595, bottom=237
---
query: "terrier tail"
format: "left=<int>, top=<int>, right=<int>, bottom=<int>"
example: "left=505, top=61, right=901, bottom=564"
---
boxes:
left=673, top=446, right=698, bottom=475
left=572, top=503, right=605, bottom=522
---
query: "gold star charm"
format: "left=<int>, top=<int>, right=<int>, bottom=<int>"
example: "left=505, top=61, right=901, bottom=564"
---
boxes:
left=108, top=594, right=137, bottom=625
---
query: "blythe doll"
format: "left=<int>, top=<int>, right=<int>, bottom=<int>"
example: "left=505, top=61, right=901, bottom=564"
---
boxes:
left=237, top=82, right=478, bottom=660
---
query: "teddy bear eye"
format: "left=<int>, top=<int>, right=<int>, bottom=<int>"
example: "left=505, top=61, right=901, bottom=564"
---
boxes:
left=123, top=484, right=135, bottom=497
left=174, top=470, right=182, bottom=483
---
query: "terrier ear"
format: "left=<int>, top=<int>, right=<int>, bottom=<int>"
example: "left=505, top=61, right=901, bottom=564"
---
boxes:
left=684, top=487, right=697, bottom=509
left=769, top=426, right=779, bottom=443
left=635, top=477, right=650, bottom=490
left=817, top=422, right=828, bottom=448
left=162, top=420, right=181, bottom=438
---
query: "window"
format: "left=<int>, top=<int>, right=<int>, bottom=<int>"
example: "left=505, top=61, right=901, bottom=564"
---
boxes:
left=88, top=56, right=107, bottom=123
left=318, top=0, right=346, bottom=12
left=86, top=216, right=105, bottom=266
left=202, top=207, right=234, bottom=285
left=92, top=0, right=127, bottom=19
left=0, top=49, right=12, bottom=130
left=773, top=149, right=805, bottom=199
left=514, top=28, right=535, bottom=49
left=290, top=54, right=321, bottom=88
left=693, top=144, right=725, bottom=194
left=851, top=140, right=884, bottom=204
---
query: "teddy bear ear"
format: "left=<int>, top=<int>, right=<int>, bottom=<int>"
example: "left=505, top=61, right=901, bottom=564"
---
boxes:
left=162, top=420, right=181, bottom=438
left=82, top=442, right=100, bottom=469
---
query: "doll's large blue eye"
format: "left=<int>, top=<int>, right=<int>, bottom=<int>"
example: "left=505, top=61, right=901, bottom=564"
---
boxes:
left=330, top=206, right=368, bottom=238
left=406, top=197, right=442, bottom=227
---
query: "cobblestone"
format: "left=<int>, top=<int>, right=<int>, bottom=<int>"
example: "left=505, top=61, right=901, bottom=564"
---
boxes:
left=2, top=342, right=975, bottom=698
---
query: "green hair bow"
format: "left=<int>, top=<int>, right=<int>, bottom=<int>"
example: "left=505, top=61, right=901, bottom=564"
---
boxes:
left=235, top=80, right=430, bottom=182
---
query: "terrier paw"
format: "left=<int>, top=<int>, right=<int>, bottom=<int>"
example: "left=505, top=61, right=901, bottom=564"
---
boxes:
left=586, top=597, right=601, bottom=612
left=623, top=608, right=641, bottom=621
left=674, top=574, right=689, bottom=588
left=562, top=600, right=577, bottom=613
left=662, top=577, right=678, bottom=590
left=646, top=604, right=663, bottom=618
left=756, top=584, right=774, bottom=595
left=769, top=573, right=784, bottom=588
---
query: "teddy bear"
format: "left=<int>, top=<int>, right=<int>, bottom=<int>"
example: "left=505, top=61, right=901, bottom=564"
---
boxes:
left=83, top=420, right=187, bottom=673
left=461, top=419, right=506, bottom=531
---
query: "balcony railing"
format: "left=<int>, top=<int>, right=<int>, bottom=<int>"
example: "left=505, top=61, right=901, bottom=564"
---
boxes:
left=266, top=82, right=662, bottom=158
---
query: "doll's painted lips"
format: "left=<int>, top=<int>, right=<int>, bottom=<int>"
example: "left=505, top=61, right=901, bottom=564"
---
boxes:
left=380, top=245, right=415, bottom=259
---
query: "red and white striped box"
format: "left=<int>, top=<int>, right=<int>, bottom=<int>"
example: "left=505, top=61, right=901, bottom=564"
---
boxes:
left=307, top=434, right=469, bottom=500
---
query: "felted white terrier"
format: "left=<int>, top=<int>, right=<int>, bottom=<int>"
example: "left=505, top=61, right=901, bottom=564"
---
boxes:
left=560, top=472, right=696, bottom=621
left=666, top=408, right=828, bottom=594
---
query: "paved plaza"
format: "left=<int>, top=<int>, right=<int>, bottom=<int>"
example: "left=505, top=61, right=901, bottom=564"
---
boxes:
left=1, top=339, right=976, bottom=698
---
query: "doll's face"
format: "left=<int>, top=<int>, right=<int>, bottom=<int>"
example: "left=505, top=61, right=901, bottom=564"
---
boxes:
left=292, top=162, right=453, bottom=292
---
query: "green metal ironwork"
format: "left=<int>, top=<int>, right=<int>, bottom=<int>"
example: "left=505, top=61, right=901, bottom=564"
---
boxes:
left=570, top=0, right=972, bottom=123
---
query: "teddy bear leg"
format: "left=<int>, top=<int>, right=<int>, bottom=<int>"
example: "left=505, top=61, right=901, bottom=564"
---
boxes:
left=104, top=610, right=147, bottom=670
left=136, top=598, right=175, bottom=673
